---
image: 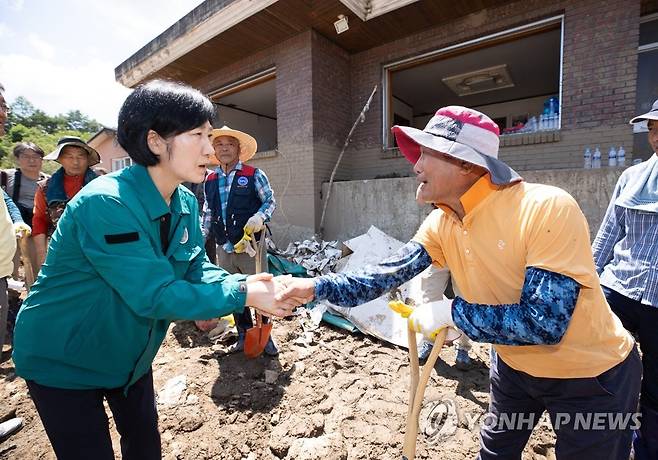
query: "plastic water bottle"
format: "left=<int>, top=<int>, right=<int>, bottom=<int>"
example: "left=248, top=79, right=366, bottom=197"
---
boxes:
left=584, top=147, right=592, bottom=169
left=608, top=146, right=617, bottom=167
left=617, top=146, right=626, bottom=166
left=527, top=116, right=538, bottom=132
left=592, top=147, right=602, bottom=169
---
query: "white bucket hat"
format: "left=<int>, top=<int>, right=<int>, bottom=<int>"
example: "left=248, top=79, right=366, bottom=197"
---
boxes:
left=44, top=136, right=101, bottom=166
left=629, top=99, right=658, bottom=124
left=392, top=106, right=521, bottom=185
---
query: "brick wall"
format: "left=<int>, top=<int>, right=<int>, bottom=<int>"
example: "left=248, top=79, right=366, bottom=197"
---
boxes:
left=311, top=32, right=351, bottom=231
left=194, top=32, right=318, bottom=245
left=190, top=0, right=643, bottom=241
left=346, top=0, right=642, bottom=179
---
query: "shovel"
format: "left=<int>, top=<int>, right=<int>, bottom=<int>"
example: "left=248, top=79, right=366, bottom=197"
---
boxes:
left=390, top=300, right=447, bottom=460
left=403, top=328, right=447, bottom=460
left=244, top=232, right=273, bottom=359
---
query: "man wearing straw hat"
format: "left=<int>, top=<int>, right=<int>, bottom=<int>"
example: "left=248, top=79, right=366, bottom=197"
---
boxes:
left=33, top=136, right=100, bottom=268
left=202, top=126, right=278, bottom=355
left=278, top=105, right=641, bottom=458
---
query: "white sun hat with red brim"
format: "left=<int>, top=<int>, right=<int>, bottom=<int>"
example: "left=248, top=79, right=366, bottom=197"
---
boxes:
left=391, top=106, right=522, bottom=186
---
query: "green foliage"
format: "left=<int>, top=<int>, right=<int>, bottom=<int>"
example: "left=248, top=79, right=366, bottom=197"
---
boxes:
left=1, top=96, right=101, bottom=173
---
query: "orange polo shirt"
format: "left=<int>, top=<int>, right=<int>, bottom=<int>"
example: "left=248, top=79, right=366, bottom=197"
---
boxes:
left=413, top=175, right=633, bottom=378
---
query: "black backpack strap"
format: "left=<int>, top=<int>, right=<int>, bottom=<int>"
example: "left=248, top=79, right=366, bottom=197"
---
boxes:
left=12, top=169, right=21, bottom=203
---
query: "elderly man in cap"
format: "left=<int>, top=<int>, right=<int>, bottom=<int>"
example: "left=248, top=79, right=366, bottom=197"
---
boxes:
left=33, top=136, right=99, bottom=268
left=593, top=99, right=658, bottom=460
left=278, top=106, right=641, bottom=458
left=202, top=126, right=277, bottom=355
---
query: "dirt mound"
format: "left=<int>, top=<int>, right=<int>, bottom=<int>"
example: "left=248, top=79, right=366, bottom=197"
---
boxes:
left=1, top=318, right=556, bottom=459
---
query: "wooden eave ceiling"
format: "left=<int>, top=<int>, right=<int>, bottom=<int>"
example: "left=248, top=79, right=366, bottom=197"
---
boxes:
left=143, top=0, right=518, bottom=84
left=643, top=0, right=658, bottom=15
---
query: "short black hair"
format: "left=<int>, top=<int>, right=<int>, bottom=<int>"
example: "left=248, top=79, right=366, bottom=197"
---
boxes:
left=13, top=142, right=45, bottom=158
left=117, top=80, right=215, bottom=166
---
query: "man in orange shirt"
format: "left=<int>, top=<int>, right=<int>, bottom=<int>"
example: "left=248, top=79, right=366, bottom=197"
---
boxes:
left=278, top=106, right=640, bottom=459
left=33, top=137, right=99, bottom=268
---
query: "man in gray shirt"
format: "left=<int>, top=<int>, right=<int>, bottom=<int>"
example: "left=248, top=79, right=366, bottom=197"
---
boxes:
left=1, top=142, right=48, bottom=280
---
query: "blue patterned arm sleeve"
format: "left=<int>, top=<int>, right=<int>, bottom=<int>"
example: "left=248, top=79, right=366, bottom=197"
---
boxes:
left=314, top=241, right=433, bottom=307
left=3, top=190, right=24, bottom=224
left=452, top=267, right=580, bottom=345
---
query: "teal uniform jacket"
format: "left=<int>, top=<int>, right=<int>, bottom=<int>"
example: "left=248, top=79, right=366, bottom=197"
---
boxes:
left=13, top=164, right=248, bottom=391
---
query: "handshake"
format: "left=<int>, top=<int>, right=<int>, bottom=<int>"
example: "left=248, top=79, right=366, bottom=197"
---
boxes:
left=244, top=274, right=317, bottom=318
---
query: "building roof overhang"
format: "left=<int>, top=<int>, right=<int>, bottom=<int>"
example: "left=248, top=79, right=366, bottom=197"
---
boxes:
left=115, top=0, right=521, bottom=88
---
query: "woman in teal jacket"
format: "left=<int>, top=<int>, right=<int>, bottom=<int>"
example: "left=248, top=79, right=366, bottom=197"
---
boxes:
left=12, top=80, right=298, bottom=460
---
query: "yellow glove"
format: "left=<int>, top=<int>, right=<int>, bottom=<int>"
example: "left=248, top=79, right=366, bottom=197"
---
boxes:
left=389, top=300, right=414, bottom=318
left=244, top=214, right=264, bottom=234
left=234, top=230, right=257, bottom=257
left=389, top=299, right=461, bottom=341
left=13, top=222, right=31, bottom=239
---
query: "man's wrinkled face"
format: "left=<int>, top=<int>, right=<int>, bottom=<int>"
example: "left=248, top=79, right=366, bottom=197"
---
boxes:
left=17, top=149, right=43, bottom=176
left=213, top=136, right=240, bottom=167
left=413, top=146, right=464, bottom=204
left=58, top=146, right=90, bottom=176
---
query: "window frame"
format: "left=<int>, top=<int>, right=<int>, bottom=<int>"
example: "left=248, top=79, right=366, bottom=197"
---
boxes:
left=381, top=15, right=565, bottom=149
left=208, top=67, right=277, bottom=154
left=111, top=157, right=132, bottom=171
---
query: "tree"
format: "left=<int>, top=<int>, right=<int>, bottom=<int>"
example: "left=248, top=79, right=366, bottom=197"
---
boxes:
left=6, top=96, right=102, bottom=134
left=65, top=110, right=101, bottom=132
left=10, top=96, right=36, bottom=119
left=1, top=97, right=101, bottom=171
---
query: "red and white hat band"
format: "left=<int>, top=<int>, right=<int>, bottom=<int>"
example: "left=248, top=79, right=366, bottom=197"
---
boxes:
left=424, top=113, right=500, bottom=158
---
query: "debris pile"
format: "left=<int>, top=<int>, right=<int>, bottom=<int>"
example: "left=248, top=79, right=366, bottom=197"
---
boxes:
left=271, top=238, right=342, bottom=276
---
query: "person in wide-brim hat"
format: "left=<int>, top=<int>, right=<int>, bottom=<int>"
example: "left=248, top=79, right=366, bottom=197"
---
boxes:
left=629, top=98, right=658, bottom=125
left=276, top=104, right=640, bottom=459
left=33, top=136, right=100, bottom=268
left=391, top=105, right=521, bottom=186
left=208, top=125, right=257, bottom=165
left=202, top=124, right=279, bottom=356
left=43, top=136, right=101, bottom=166
left=592, top=97, right=658, bottom=458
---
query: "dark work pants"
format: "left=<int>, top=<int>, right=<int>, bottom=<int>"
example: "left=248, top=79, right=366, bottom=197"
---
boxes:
left=603, top=286, right=658, bottom=460
left=479, top=347, right=641, bottom=460
left=26, top=370, right=161, bottom=460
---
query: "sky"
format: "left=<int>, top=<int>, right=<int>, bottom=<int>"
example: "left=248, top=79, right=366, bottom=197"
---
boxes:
left=0, top=0, right=205, bottom=127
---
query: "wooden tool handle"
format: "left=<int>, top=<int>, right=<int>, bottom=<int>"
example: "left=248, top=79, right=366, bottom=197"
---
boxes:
left=406, top=327, right=420, bottom=423
left=402, top=328, right=448, bottom=460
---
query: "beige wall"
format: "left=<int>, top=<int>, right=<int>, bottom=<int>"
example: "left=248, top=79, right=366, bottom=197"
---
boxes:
left=321, top=167, right=623, bottom=244
left=92, top=135, right=129, bottom=172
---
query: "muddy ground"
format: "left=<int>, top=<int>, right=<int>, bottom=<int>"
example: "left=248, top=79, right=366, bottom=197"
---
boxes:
left=1, top=313, right=557, bottom=459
